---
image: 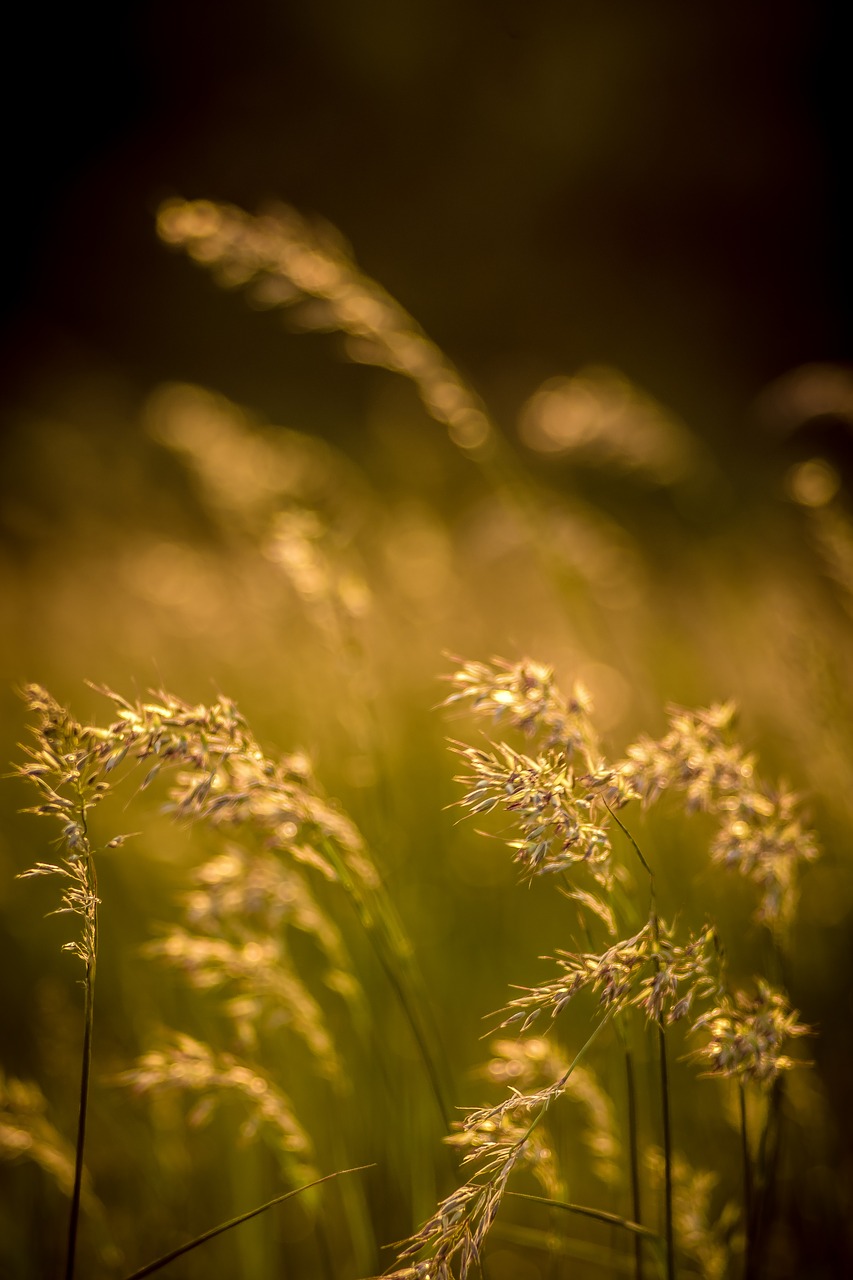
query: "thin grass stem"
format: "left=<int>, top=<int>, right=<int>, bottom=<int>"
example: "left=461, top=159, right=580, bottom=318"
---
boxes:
left=65, top=954, right=95, bottom=1280
left=572, top=848, right=646, bottom=1280
left=65, top=830, right=97, bottom=1280
left=605, top=802, right=668, bottom=1277
left=657, top=1021, right=675, bottom=1280
left=740, top=1082, right=753, bottom=1278
left=121, top=1165, right=373, bottom=1280
left=748, top=1078, right=783, bottom=1278
left=508, top=1192, right=658, bottom=1241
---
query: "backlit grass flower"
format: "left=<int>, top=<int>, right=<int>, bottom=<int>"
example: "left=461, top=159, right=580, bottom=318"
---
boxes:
left=443, top=656, right=600, bottom=758
left=623, top=702, right=819, bottom=929
left=451, top=741, right=613, bottom=886
left=499, top=920, right=720, bottom=1031
left=690, top=982, right=810, bottom=1085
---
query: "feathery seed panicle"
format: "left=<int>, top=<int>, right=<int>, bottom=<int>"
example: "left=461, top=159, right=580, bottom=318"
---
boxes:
left=15, top=685, right=108, bottom=970
left=85, top=684, right=379, bottom=892
left=689, top=982, right=810, bottom=1085
left=156, top=198, right=494, bottom=455
left=145, top=928, right=342, bottom=1075
left=443, top=657, right=601, bottom=759
left=498, top=920, right=720, bottom=1031
left=623, top=703, right=819, bottom=928
left=645, top=1148, right=742, bottom=1280
left=451, top=740, right=614, bottom=886
left=16, top=683, right=389, bottom=1192
left=385, top=1017, right=614, bottom=1280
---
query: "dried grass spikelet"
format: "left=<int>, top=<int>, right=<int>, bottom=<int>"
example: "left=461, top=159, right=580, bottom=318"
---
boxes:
left=624, top=702, right=819, bottom=930
left=446, top=657, right=819, bottom=932
left=450, top=739, right=615, bottom=888
left=146, top=841, right=358, bottom=1076
left=15, top=684, right=111, bottom=969
left=16, top=682, right=387, bottom=1209
left=85, top=683, right=380, bottom=894
left=145, top=382, right=375, bottom=631
left=689, top=981, right=810, bottom=1086
left=385, top=656, right=818, bottom=1280
left=443, top=656, right=601, bottom=758
left=499, top=919, right=721, bottom=1032
left=519, top=365, right=701, bottom=487
left=145, top=928, right=342, bottom=1077
left=385, top=1017, right=613, bottom=1280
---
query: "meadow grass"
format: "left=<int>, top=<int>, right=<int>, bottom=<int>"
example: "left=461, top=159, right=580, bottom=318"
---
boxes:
left=2, top=198, right=847, bottom=1279
left=11, top=658, right=815, bottom=1279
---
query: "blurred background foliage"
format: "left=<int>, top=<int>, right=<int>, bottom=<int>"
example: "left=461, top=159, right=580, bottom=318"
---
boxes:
left=0, top=1, right=851, bottom=1276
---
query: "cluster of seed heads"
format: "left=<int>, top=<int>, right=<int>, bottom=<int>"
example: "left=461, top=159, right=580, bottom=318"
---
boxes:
left=384, top=657, right=814, bottom=1280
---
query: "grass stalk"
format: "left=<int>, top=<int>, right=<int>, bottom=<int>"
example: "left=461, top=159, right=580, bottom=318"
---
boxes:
left=747, top=1078, right=783, bottom=1278
left=65, top=826, right=97, bottom=1280
left=508, top=1191, right=658, bottom=1241
left=121, top=1165, right=373, bottom=1280
left=657, top=1020, right=675, bottom=1280
left=65, top=948, right=95, bottom=1280
left=740, top=1082, right=753, bottom=1278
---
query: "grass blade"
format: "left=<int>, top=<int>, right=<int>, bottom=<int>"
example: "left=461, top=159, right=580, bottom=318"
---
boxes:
left=121, top=1164, right=374, bottom=1280
left=508, top=1191, right=658, bottom=1241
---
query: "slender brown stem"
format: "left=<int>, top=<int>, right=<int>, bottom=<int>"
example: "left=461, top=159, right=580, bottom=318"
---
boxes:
left=749, top=1078, right=783, bottom=1278
left=740, top=1082, right=753, bottom=1278
left=65, top=846, right=97, bottom=1280
left=658, top=1020, right=675, bottom=1280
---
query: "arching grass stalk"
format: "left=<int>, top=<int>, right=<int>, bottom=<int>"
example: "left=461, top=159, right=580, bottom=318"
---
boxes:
left=385, top=1012, right=615, bottom=1280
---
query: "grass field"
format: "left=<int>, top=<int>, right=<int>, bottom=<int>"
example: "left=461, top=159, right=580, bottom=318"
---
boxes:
left=1, top=201, right=851, bottom=1279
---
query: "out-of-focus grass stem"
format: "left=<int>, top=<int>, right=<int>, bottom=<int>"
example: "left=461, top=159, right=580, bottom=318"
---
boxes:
left=624, top=1043, right=644, bottom=1280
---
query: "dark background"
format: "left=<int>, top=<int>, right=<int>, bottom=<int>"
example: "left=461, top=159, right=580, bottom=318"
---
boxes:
left=1, top=0, right=849, bottom=467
